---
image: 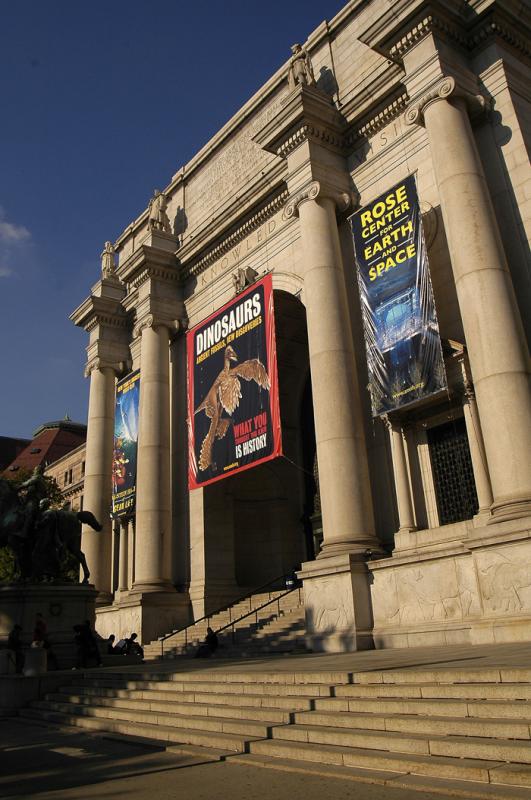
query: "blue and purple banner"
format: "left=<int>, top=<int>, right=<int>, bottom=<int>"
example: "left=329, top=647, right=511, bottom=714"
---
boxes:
left=111, top=370, right=139, bottom=517
left=351, top=175, right=446, bottom=416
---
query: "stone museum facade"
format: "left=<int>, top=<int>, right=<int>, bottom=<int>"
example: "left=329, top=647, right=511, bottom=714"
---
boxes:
left=71, top=0, right=531, bottom=650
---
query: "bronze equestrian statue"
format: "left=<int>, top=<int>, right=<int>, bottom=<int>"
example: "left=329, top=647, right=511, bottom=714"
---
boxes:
left=0, top=469, right=102, bottom=583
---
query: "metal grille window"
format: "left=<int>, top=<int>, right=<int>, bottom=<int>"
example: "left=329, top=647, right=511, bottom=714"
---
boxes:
left=428, top=418, right=479, bottom=525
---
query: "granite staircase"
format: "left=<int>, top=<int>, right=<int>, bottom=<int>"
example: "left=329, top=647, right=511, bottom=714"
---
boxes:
left=18, top=664, right=531, bottom=798
left=143, top=586, right=307, bottom=660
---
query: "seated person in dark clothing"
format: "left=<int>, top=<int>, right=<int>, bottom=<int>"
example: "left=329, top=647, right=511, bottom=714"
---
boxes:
left=107, top=634, right=117, bottom=654
left=124, top=632, right=144, bottom=658
left=206, top=626, right=218, bottom=653
left=195, top=626, right=218, bottom=658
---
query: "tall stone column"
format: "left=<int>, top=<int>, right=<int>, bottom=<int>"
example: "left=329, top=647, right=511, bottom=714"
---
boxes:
left=127, top=518, right=135, bottom=589
left=118, top=520, right=129, bottom=592
left=290, top=184, right=378, bottom=558
left=406, top=77, right=531, bottom=523
left=83, top=360, right=117, bottom=601
left=132, top=317, right=172, bottom=592
left=463, top=384, right=494, bottom=516
left=254, top=84, right=381, bottom=650
left=285, top=183, right=380, bottom=651
left=385, top=416, right=416, bottom=534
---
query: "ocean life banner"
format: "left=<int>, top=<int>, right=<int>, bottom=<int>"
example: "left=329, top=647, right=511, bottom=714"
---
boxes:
left=350, top=175, right=446, bottom=416
left=111, top=370, right=140, bottom=517
left=187, top=273, right=281, bottom=489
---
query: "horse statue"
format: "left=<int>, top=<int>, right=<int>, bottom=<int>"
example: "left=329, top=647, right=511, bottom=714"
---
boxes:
left=35, top=500, right=103, bottom=584
left=0, top=475, right=102, bottom=583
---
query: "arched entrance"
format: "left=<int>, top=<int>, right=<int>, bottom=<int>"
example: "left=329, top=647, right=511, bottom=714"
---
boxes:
left=200, top=289, right=315, bottom=608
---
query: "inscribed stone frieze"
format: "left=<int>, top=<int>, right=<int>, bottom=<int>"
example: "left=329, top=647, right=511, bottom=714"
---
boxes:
left=194, top=209, right=285, bottom=290
left=185, top=96, right=282, bottom=234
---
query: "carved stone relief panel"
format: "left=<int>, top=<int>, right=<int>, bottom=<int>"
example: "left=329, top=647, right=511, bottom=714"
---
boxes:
left=303, top=574, right=354, bottom=633
left=372, top=556, right=481, bottom=628
left=371, top=569, right=400, bottom=627
left=475, top=543, right=531, bottom=616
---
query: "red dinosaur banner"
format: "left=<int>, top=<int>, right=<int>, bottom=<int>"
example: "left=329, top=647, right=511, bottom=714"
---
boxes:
left=187, top=274, right=281, bottom=489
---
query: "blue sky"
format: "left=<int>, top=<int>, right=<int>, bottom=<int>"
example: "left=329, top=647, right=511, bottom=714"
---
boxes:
left=0, top=0, right=344, bottom=438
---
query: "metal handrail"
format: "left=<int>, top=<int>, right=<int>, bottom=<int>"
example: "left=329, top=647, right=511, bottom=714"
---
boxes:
left=215, top=584, right=302, bottom=646
left=159, top=568, right=299, bottom=656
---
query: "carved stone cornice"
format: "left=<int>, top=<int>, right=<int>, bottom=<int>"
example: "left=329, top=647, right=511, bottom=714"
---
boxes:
left=118, top=240, right=179, bottom=288
left=360, top=1, right=531, bottom=63
left=275, top=121, right=346, bottom=158
left=348, top=93, right=409, bottom=145
left=128, top=263, right=181, bottom=291
left=185, top=190, right=288, bottom=280
left=404, top=76, right=491, bottom=127
left=469, top=15, right=531, bottom=59
left=283, top=180, right=359, bottom=220
left=71, top=293, right=128, bottom=335
left=253, top=83, right=347, bottom=158
left=389, top=14, right=467, bottom=59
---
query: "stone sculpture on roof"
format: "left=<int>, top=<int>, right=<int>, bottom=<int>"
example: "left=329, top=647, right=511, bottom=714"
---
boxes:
left=148, top=189, right=171, bottom=234
left=101, top=241, right=116, bottom=278
left=288, top=43, right=315, bottom=90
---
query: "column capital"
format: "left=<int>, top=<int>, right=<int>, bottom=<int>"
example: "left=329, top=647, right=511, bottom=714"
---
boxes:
left=405, top=76, right=491, bottom=128
left=132, top=313, right=182, bottom=340
left=283, top=180, right=359, bottom=221
left=83, top=357, right=123, bottom=379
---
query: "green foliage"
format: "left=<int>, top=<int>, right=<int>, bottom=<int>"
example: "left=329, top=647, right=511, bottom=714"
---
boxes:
left=0, top=546, right=19, bottom=582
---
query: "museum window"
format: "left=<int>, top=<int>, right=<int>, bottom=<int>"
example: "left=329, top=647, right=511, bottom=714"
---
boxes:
left=428, top=418, right=478, bottom=525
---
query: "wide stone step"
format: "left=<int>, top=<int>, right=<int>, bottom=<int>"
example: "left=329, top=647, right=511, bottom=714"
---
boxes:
left=273, top=722, right=531, bottom=764
left=354, top=668, right=531, bottom=686
left=294, top=709, right=531, bottom=740
left=47, top=692, right=292, bottom=723
left=314, top=695, right=531, bottom=720
left=229, top=753, right=531, bottom=799
left=335, top=682, right=531, bottom=701
left=19, top=707, right=260, bottom=752
left=31, top=699, right=277, bottom=738
left=249, top=737, right=506, bottom=783
left=56, top=685, right=314, bottom=710
left=272, top=722, right=435, bottom=755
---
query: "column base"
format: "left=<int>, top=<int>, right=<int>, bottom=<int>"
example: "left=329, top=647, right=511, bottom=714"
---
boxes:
left=130, top=580, right=174, bottom=594
left=489, top=496, right=531, bottom=524
left=317, top=540, right=384, bottom=560
left=297, top=552, right=375, bottom=653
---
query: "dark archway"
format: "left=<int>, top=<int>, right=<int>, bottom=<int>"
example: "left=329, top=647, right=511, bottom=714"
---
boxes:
left=202, top=289, right=315, bottom=598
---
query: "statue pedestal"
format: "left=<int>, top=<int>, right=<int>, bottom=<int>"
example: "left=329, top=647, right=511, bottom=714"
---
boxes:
left=0, top=583, right=97, bottom=670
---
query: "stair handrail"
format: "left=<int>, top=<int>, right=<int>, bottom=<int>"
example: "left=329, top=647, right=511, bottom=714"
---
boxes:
left=159, top=568, right=299, bottom=654
left=214, top=584, right=303, bottom=647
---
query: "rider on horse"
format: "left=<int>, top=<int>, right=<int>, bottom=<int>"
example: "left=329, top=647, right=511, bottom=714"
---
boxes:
left=17, top=465, right=49, bottom=542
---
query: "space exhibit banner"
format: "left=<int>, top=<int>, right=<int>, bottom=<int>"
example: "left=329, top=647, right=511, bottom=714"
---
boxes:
left=187, top=273, right=282, bottom=489
left=111, top=370, right=140, bottom=517
left=350, top=175, right=446, bottom=417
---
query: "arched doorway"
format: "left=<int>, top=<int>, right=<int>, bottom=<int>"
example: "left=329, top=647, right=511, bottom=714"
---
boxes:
left=200, top=289, right=315, bottom=604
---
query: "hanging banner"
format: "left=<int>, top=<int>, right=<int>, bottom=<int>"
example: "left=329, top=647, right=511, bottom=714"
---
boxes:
left=111, top=370, right=140, bottom=517
left=350, top=175, right=446, bottom=416
left=187, top=273, right=281, bottom=489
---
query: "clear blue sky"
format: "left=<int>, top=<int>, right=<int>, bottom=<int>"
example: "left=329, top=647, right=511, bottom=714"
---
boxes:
left=0, top=0, right=344, bottom=438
